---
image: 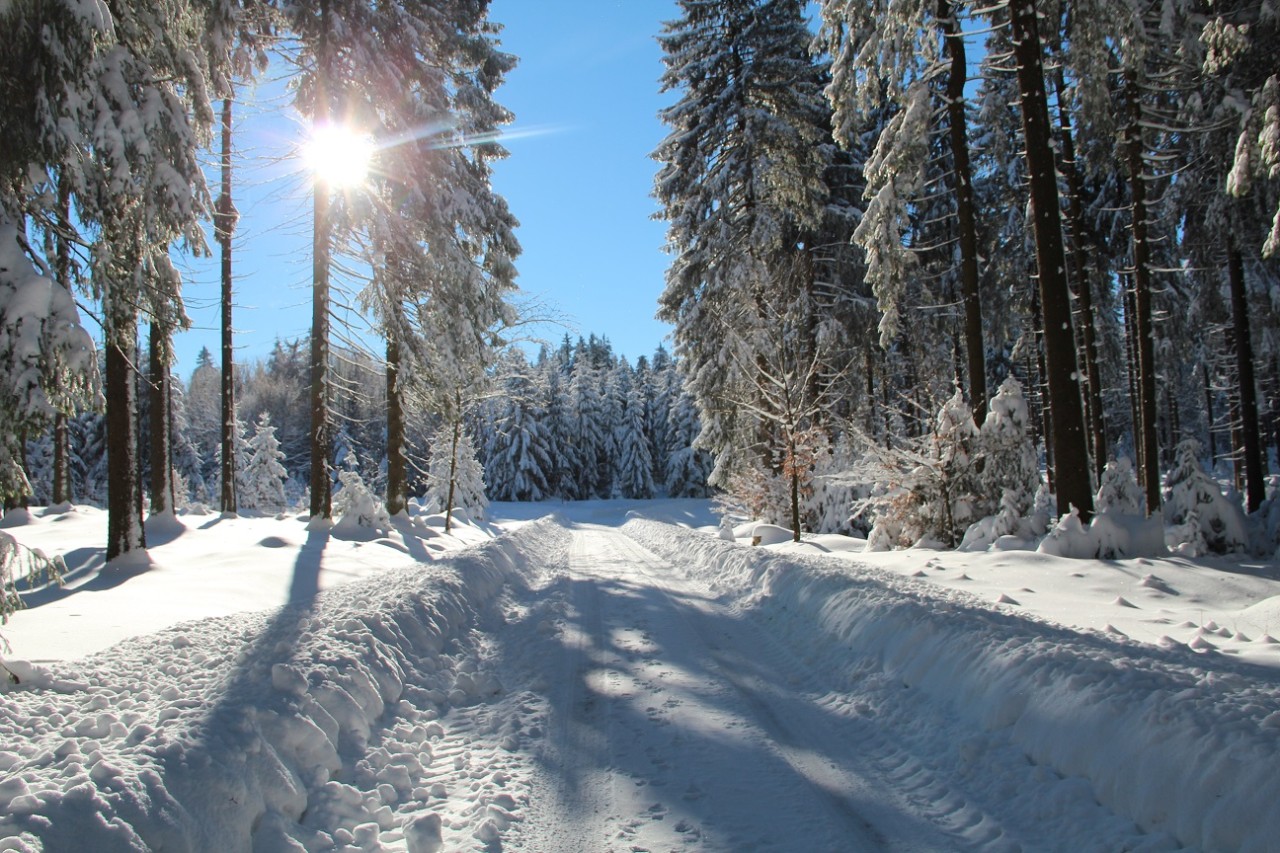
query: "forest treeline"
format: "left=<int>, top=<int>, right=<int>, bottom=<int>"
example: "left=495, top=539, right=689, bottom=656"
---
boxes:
left=16, top=335, right=710, bottom=513
left=651, top=0, right=1279, bottom=546
left=1, top=0, right=1279, bottom=568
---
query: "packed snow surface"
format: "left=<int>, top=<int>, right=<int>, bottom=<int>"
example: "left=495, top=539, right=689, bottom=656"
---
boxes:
left=2, top=500, right=1278, bottom=851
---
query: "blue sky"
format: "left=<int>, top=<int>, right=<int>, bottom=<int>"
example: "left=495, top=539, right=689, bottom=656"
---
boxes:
left=173, top=0, right=679, bottom=378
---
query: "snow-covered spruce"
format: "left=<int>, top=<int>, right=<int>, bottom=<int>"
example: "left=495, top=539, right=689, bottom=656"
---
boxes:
left=622, top=517, right=1280, bottom=853
left=0, top=518, right=569, bottom=850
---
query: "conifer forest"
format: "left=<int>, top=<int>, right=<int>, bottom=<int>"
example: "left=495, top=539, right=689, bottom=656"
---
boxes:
left=1, top=0, right=1279, bottom=561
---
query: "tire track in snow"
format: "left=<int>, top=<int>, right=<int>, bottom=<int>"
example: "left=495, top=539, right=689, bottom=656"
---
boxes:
left=504, top=524, right=965, bottom=851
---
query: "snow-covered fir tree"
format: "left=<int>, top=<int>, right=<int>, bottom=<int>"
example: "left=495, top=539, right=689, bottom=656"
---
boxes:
left=1164, top=440, right=1249, bottom=555
left=613, top=376, right=655, bottom=500
left=425, top=422, right=487, bottom=524
left=240, top=413, right=287, bottom=513
left=482, top=356, right=552, bottom=503
left=978, top=377, right=1040, bottom=519
left=1096, top=458, right=1144, bottom=516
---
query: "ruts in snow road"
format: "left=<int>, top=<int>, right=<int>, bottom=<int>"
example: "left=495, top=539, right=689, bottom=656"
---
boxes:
left=506, top=524, right=954, bottom=852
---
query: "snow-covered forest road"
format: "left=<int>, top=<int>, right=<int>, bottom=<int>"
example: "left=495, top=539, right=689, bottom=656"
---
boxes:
left=509, top=523, right=928, bottom=851
left=4, top=502, right=1278, bottom=851
left=482, top=514, right=1187, bottom=852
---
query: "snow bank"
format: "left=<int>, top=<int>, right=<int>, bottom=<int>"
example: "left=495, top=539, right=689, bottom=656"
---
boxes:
left=623, top=518, right=1280, bottom=853
left=0, top=517, right=569, bottom=851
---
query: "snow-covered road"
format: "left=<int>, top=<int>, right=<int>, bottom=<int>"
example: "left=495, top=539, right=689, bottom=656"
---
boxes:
left=507, top=524, right=926, bottom=851
left=484, top=520, right=1172, bottom=852
left=4, top=503, right=1278, bottom=851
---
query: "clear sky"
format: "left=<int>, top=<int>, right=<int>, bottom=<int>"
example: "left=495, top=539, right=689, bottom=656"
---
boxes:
left=172, top=0, right=679, bottom=379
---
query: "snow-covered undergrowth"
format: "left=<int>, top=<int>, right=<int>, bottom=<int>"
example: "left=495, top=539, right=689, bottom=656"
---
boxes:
left=623, top=518, right=1280, bottom=853
left=0, top=517, right=569, bottom=851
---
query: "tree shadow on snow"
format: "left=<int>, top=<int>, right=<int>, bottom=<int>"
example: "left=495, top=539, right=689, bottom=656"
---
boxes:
left=496, top=567, right=936, bottom=849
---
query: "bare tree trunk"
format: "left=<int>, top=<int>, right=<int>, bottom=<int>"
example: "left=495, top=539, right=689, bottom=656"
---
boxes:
left=1202, top=362, right=1217, bottom=466
left=309, top=0, right=333, bottom=519
left=1052, top=73, right=1107, bottom=480
left=1032, top=285, right=1054, bottom=493
left=218, top=95, right=238, bottom=515
left=52, top=180, right=74, bottom=504
left=106, top=299, right=144, bottom=560
left=1123, top=75, right=1162, bottom=514
left=1227, top=237, right=1265, bottom=511
left=939, top=0, right=986, bottom=421
left=1009, top=0, right=1092, bottom=518
left=445, top=414, right=460, bottom=533
left=385, top=329, right=406, bottom=516
left=148, top=323, right=174, bottom=515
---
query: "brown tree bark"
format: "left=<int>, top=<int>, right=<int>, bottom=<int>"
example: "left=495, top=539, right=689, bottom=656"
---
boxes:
left=309, top=0, right=333, bottom=519
left=1123, top=74, right=1162, bottom=514
left=148, top=323, right=174, bottom=515
left=1009, top=0, right=1093, bottom=518
left=52, top=180, right=74, bottom=504
left=106, top=300, right=144, bottom=560
left=1227, top=237, right=1265, bottom=512
left=939, top=0, right=986, bottom=421
left=218, top=95, right=238, bottom=515
left=385, top=326, right=406, bottom=517
left=1051, top=67, right=1107, bottom=480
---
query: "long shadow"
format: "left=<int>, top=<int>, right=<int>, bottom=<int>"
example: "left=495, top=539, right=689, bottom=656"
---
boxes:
left=388, top=515, right=440, bottom=564
left=12, top=546, right=104, bottom=607
left=154, top=526, right=332, bottom=840
left=286, top=528, right=328, bottom=603
left=495, top=566, right=930, bottom=849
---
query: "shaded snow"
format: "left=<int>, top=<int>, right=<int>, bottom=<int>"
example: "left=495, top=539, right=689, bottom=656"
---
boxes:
left=0, top=500, right=1277, bottom=851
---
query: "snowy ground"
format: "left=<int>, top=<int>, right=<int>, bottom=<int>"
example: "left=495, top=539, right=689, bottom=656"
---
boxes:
left=1, top=500, right=1278, bottom=851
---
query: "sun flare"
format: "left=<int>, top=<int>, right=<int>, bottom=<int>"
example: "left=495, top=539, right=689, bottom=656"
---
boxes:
left=304, top=123, right=374, bottom=188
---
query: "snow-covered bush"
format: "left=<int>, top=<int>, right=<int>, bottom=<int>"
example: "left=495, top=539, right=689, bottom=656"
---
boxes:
left=333, top=456, right=390, bottom=536
left=721, top=463, right=791, bottom=528
left=1096, top=457, right=1144, bottom=515
left=1163, top=439, right=1248, bottom=555
left=1249, top=476, right=1280, bottom=557
left=241, top=413, right=288, bottom=513
left=863, top=389, right=983, bottom=548
left=804, top=436, right=872, bottom=536
left=958, top=379, right=1045, bottom=551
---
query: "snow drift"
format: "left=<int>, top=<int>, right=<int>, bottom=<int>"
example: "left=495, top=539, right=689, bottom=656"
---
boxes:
left=623, top=517, right=1280, bottom=853
left=0, top=517, right=569, bottom=851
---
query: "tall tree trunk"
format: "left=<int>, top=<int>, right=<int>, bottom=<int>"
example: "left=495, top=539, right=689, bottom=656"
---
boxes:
left=1202, top=362, right=1217, bottom=466
left=939, top=0, right=986, bottom=420
left=309, top=0, right=333, bottom=519
left=148, top=323, right=174, bottom=515
left=1009, top=0, right=1092, bottom=518
left=1227, top=237, right=1265, bottom=512
left=1051, top=67, right=1107, bottom=480
left=385, top=327, right=406, bottom=516
left=218, top=95, right=238, bottom=515
left=1123, top=74, right=1162, bottom=514
left=1123, top=278, right=1143, bottom=478
left=52, top=180, right=74, bottom=504
left=445, top=413, right=460, bottom=533
left=1031, top=285, right=1054, bottom=492
left=106, top=300, right=144, bottom=560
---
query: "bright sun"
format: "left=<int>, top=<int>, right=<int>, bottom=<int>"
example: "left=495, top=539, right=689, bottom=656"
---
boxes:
left=304, top=123, right=374, bottom=188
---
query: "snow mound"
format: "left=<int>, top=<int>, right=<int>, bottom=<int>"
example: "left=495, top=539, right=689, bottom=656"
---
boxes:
left=751, top=523, right=794, bottom=546
left=0, top=518, right=569, bottom=849
left=623, top=518, right=1280, bottom=853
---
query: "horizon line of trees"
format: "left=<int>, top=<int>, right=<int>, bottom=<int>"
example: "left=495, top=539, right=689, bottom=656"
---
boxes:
left=15, top=334, right=712, bottom=514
